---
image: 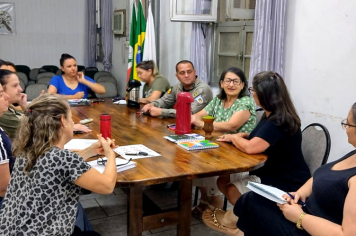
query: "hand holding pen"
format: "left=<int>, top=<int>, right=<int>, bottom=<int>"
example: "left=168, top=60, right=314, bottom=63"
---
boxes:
left=285, top=192, right=306, bottom=207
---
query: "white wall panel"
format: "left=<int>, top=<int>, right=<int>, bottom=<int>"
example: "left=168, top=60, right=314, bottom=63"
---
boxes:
left=285, top=0, right=356, bottom=161
left=0, top=0, right=87, bottom=68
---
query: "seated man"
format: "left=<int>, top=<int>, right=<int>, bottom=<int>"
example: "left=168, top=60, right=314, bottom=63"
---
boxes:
left=142, top=60, right=213, bottom=118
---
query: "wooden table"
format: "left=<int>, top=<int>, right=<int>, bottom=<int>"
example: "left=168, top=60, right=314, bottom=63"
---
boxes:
left=71, top=100, right=267, bottom=236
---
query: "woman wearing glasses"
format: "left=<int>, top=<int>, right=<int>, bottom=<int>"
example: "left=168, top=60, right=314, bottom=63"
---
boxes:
left=203, top=71, right=311, bottom=235
left=191, top=67, right=256, bottom=218
left=0, top=94, right=117, bottom=235
left=207, top=103, right=356, bottom=236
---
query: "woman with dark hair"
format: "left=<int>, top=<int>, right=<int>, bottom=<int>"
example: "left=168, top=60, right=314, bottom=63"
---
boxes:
left=206, top=102, right=356, bottom=236
left=48, top=54, right=105, bottom=99
left=136, top=60, right=170, bottom=104
left=0, top=94, right=117, bottom=235
left=191, top=67, right=256, bottom=218
left=202, top=71, right=311, bottom=234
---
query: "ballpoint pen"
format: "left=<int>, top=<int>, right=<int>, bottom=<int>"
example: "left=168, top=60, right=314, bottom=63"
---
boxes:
left=286, top=192, right=306, bottom=207
left=125, top=151, right=148, bottom=156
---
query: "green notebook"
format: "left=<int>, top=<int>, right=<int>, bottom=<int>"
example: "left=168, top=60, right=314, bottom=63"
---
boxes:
left=177, top=140, right=219, bottom=151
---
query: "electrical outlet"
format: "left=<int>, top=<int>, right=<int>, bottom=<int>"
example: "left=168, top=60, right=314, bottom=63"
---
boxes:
left=124, top=41, right=130, bottom=48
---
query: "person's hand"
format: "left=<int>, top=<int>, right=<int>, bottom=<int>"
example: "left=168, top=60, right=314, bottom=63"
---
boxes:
left=19, top=93, right=28, bottom=110
left=283, top=191, right=306, bottom=204
left=76, top=72, right=85, bottom=83
left=142, top=103, right=154, bottom=113
left=90, top=134, right=117, bottom=156
left=73, top=124, right=92, bottom=133
left=236, top=132, right=249, bottom=139
left=74, top=91, right=85, bottom=99
left=38, top=90, right=45, bottom=96
left=277, top=200, right=304, bottom=223
left=216, top=134, right=235, bottom=142
left=148, top=107, right=162, bottom=117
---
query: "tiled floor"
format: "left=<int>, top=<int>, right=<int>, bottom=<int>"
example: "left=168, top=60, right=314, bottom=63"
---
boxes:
left=80, top=186, right=231, bottom=236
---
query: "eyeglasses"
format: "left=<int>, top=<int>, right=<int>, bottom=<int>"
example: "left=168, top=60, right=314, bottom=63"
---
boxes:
left=223, top=78, right=241, bottom=85
left=341, top=119, right=356, bottom=130
left=97, top=157, right=132, bottom=166
left=248, top=87, right=255, bottom=95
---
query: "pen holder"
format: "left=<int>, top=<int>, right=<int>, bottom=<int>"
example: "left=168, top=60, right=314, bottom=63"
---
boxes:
left=202, top=116, right=215, bottom=139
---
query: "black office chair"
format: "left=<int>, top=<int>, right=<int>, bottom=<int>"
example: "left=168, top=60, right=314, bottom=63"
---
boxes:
left=84, top=66, right=99, bottom=80
left=301, top=123, right=331, bottom=175
left=15, top=65, right=31, bottom=79
left=40, top=65, right=59, bottom=74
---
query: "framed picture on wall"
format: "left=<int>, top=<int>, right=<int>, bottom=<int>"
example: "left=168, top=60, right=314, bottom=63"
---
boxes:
left=0, top=3, right=16, bottom=35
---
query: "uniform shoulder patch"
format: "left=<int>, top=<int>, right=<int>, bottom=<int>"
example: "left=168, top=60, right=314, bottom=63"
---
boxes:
left=194, top=95, right=204, bottom=104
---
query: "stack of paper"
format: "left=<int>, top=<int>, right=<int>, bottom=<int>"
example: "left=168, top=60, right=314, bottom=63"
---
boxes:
left=64, top=139, right=97, bottom=150
left=88, top=157, right=136, bottom=173
left=246, top=182, right=287, bottom=204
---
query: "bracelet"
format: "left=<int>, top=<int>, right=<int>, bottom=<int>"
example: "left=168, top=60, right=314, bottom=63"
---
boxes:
left=296, top=212, right=306, bottom=230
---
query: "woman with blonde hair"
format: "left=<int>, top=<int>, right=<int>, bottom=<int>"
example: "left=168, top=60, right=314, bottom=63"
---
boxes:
left=0, top=94, right=117, bottom=235
left=136, top=60, right=170, bottom=104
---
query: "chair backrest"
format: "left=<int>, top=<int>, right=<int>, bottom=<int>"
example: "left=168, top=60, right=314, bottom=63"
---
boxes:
left=94, top=71, right=112, bottom=81
left=29, top=68, right=40, bottom=81
left=84, top=67, right=98, bottom=80
left=96, top=75, right=117, bottom=85
left=37, top=72, right=55, bottom=85
left=16, top=72, right=28, bottom=86
left=40, top=65, right=59, bottom=74
left=255, top=108, right=264, bottom=124
left=301, top=123, right=331, bottom=175
left=95, top=82, right=118, bottom=98
left=77, top=65, right=85, bottom=72
left=25, top=84, right=48, bottom=101
left=15, top=65, right=31, bottom=78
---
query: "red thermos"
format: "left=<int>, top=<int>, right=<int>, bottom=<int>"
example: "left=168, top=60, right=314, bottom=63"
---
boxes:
left=174, top=92, right=194, bottom=135
left=100, top=114, right=111, bottom=139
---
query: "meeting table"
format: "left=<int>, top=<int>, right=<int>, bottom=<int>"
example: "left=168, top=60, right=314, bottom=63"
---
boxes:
left=70, top=99, right=267, bottom=236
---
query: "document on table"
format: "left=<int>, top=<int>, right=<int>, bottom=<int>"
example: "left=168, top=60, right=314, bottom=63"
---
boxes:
left=88, top=157, right=136, bottom=173
left=64, top=139, right=97, bottom=150
left=114, top=144, right=161, bottom=159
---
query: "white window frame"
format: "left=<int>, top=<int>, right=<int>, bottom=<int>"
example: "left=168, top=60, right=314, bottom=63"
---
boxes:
left=170, top=0, right=218, bottom=22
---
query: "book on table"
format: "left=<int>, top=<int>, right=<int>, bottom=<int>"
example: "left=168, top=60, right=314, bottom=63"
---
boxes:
left=177, top=140, right=219, bottom=151
left=164, top=133, right=205, bottom=143
left=246, top=182, right=288, bottom=204
left=87, top=157, right=136, bottom=173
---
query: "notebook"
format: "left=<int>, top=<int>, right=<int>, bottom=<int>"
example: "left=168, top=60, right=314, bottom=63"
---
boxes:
left=177, top=140, right=219, bottom=151
left=164, top=133, right=205, bottom=143
left=246, top=182, right=288, bottom=204
left=87, top=157, right=136, bottom=173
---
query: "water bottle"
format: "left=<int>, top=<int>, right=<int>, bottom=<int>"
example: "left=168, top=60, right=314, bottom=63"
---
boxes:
left=100, top=114, right=111, bottom=139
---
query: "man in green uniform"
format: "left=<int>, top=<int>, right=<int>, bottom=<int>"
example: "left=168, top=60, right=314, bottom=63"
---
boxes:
left=142, top=60, right=213, bottom=118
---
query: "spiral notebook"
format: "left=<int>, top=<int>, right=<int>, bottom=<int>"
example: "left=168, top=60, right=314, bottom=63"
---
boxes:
left=164, top=133, right=205, bottom=143
left=177, top=140, right=219, bottom=151
left=246, top=182, right=287, bottom=204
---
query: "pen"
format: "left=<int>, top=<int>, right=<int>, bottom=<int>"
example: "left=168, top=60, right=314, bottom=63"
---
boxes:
left=125, top=151, right=148, bottom=156
left=286, top=192, right=306, bottom=207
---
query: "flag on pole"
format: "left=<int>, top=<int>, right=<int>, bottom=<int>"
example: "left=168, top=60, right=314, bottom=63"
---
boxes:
left=142, top=2, right=156, bottom=62
left=132, top=0, right=146, bottom=81
left=126, top=2, right=136, bottom=83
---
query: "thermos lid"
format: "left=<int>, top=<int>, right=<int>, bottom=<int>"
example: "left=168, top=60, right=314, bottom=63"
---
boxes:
left=100, top=114, right=111, bottom=121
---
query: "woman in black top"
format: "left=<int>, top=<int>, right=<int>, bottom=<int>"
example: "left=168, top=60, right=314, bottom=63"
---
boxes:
left=229, top=102, right=356, bottom=236
left=203, top=71, right=311, bottom=235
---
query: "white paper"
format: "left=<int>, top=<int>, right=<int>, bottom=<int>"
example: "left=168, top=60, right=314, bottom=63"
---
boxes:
left=246, top=182, right=287, bottom=204
left=114, top=144, right=160, bottom=159
left=88, top=157, right=136, bottom=173
left=64, top=139, right=97, bottom=150
left=113, top=100, right=127, bottom=105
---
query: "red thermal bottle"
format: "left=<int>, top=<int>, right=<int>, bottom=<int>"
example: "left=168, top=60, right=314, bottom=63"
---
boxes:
left=100, top=114, right=111, bottom=139
left=174, top=92, right=194, bottom=135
